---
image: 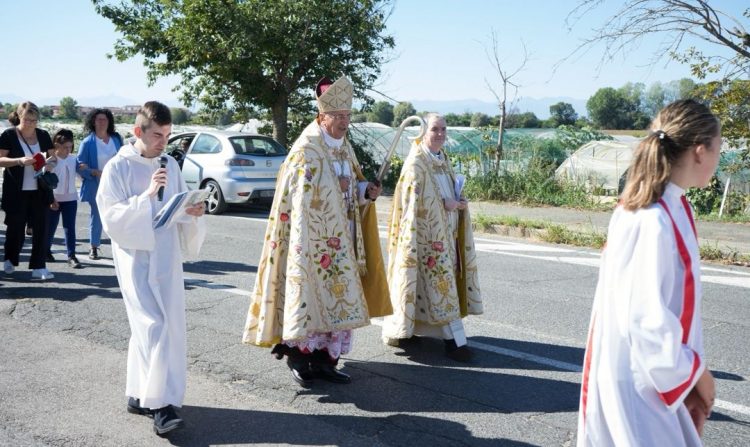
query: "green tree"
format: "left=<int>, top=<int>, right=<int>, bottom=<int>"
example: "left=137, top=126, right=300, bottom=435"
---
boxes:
left=643, top=82, right=666, bottom=118
left=59, top=97, right=79, bottom=120
left=586, top=87, right=630, bottom=129
left=94, top=0, right=394, bottom=147
left=505, top=112, right=539, bottom=128
left=470, top=112, right=491, bottom=128
left=367, top=101, right=394, bottom=125
left=548, top=102, right=578, bottom=127
left=39, top=106, right=54, bottom=119
left=391, top=101, right=416, bottom=127
left=170, top=107, right=189, bottom=125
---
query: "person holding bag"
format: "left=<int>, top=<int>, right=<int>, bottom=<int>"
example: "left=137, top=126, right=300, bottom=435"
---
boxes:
left=0, top=101, right=55, bottom=280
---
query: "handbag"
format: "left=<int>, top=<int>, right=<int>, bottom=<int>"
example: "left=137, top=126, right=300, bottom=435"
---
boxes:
left=16, top=130, right=59, bottom=191
left=36, top=170, right=59, bottom=191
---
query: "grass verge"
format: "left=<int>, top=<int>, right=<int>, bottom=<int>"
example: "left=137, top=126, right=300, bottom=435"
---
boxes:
left=474, top=214, right=749, bottom=266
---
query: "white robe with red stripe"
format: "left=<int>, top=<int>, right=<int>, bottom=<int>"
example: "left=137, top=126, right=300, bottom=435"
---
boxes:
left=577, top=183, right=705, bottom=446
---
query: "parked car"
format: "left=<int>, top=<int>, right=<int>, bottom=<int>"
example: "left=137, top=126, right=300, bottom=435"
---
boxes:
left=166, top=131, right=287, bottom=214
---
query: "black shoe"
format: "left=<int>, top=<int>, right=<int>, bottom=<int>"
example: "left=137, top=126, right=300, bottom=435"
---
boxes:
left=153, top=405, right=184, bottom=436
left=126, top=397, right=153, bottom=417
left=88, top=247, right=100, bottom=260
left=445, top=339, right=474, bottom=363
left=287, top=357, right=314, bottom=387
left=68, top=256, right=82, bottom=269
left=310, top=363, right=351, bottom=384
left=46, top=252, right=55, bottom=262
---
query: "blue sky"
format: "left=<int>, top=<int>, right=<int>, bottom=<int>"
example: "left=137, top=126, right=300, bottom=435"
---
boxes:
left=0, top=0, right=742, bottom=110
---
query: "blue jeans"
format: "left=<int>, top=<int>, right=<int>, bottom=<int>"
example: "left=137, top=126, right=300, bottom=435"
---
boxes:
left=47, top=200, right=78, bottom=258
left=88, top=200, right=103, bottom=247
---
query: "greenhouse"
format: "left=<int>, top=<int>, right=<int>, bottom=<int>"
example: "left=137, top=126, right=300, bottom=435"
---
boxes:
left=555, top=138, right=750, bottom=195
left=554, top=139, right=639, bottom=194
left=348, top=123, right=551, bottom=160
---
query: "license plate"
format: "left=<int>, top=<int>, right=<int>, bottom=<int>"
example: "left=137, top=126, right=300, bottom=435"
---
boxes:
left=260, top=190, right=275, bottom=198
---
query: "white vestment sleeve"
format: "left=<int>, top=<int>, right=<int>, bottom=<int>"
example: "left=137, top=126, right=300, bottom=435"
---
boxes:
left=624, top=215, right=703, bottom=411
left=96, top=161, right=156, bottom=251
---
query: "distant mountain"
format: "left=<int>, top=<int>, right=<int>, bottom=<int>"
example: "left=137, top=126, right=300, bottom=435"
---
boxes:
left=410, top=97, right=588, bottom=119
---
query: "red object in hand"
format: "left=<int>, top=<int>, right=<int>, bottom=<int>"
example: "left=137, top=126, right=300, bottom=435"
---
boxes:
left=32, top=153, right=46, bottom=171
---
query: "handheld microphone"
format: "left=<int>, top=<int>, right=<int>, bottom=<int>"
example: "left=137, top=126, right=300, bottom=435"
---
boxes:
left=157, top=155, right=168, bottom=201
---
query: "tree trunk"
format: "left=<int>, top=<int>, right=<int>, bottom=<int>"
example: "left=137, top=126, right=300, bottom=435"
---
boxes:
left=271, top=93, right=289, bottom=148
left=496, top=99, right=505, bottom=171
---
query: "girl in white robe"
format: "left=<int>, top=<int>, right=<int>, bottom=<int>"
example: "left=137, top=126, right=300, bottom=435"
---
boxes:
left=578, top=100, right=720, bottom=446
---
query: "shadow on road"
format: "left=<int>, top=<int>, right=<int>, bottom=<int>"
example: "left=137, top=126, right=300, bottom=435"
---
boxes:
left=308, top=359, right=579, bottom=414
left=183, top=259, right=256, bottom=276
left=385, top=336, right=584, bottom=373
left=166, top=409, right=539, bottom=446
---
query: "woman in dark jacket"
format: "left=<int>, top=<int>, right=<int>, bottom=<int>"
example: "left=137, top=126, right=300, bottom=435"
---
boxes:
left=0, top=101, right=55, bottom=280
left=77, top=108, right=122, bottom=260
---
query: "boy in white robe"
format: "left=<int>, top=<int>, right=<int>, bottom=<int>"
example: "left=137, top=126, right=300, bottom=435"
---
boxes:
left=96, top=101, right=205, bottom=436
left=578, top=100, right=719, bottom=446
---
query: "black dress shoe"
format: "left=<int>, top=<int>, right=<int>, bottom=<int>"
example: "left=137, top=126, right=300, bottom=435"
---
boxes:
left=126, top=397, right=153, bottom=417
left=287, top=358, right=314, bottom=387
left=445, top=339, right=474, bottom=363
left=46, top=252, right=55, bottom=262
left=310, top=363, right=351, bottom=384
left=153, top=405, right=184, bottom=436
left=68, top=256, right=82, bottom=269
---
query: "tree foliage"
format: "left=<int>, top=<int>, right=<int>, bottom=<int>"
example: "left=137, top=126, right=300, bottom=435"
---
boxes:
left=549, top=102, right=578, bottom=126
left=470, top=112, right=492, bottom=128
left=170, top=107, right=189, bottom=124
left=93, top=0, right=395, bottom=147
left=505, top=112, right=540, bottom=128
left=367, top=101, right=393, bottom=125
left=59, top=97, right=79, bottom=120
left=391, top=101, right=416, bottom=127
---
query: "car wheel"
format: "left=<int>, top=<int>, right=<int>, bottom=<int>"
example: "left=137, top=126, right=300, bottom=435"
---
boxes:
left=204, top=180, right=228, bottom=215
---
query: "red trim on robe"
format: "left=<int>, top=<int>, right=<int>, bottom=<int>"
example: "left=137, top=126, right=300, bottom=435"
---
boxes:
left=657, top=198, right=696, bottom=344
left=658, top=350, right=702, bottom=406
left=681, top=195, right=697, bottom=238
left=580, top=314, right=597, bottom=423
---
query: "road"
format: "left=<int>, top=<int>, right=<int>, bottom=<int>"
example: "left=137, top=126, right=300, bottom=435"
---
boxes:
left=1, top=204, right=748, bottom=446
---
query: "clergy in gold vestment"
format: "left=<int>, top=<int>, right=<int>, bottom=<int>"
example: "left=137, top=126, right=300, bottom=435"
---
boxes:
left=242, top=76, right=390, bottom=386
left=382, top=113, right=483, bottom=362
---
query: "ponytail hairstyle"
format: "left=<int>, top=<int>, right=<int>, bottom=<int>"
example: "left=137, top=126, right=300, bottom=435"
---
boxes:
left=52, top=128, right=75, bottom=146
left=8, top=101, right=40, bottom=126
left=620, top=99, right=720, bottom=211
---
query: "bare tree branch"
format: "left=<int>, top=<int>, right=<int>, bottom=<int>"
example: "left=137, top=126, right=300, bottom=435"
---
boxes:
left=559, top=1, right=750, bottom=78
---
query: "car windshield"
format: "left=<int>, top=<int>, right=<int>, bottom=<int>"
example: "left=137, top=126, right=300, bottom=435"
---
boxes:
left=229, top=136, right=287, bottom=156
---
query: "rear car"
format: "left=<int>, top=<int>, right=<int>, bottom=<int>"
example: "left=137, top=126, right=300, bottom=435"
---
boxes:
left=167, top=131, right=287, bottom=214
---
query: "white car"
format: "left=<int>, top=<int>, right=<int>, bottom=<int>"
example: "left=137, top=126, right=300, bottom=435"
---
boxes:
left=167, top=131, right=287, bottom=214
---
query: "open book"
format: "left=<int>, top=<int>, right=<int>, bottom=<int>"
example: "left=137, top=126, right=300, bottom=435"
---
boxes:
left=152, top=189, right=210, bottom=229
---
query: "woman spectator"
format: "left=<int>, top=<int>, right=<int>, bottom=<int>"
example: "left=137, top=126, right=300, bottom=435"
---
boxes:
left=47, top=129, right=82, bottom=269
left=0, top=102, right=55, bottom=280
left=77, top=108, right=122, bottom=260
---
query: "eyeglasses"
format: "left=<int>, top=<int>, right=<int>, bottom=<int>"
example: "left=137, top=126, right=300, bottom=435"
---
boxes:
left=326, top=113, right=352, bottom=121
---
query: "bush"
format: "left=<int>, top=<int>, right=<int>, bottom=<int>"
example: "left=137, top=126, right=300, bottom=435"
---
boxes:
left=463, top=156, right=595, bottom=208
left=686, top=176, right=723, bottom=214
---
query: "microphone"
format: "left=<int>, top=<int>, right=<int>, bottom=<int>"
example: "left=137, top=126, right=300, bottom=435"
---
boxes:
left=157, top=155, right=168, bottom=201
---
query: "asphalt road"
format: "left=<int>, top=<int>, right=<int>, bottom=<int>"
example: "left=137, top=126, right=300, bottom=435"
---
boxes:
left=0, top=203, right=748, bottom=446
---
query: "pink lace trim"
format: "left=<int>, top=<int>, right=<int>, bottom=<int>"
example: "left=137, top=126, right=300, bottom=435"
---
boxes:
left=284, top=330, right=353, bottom=360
